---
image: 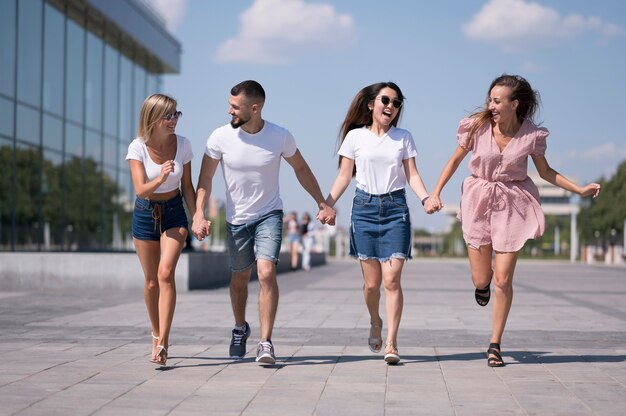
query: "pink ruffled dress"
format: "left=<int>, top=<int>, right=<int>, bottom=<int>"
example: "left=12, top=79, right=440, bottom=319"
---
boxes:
left=456, top=117, right=548, bottom=252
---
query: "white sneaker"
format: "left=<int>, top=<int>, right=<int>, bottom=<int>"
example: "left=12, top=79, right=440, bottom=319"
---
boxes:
left=255, top=340, right=276, bottom=364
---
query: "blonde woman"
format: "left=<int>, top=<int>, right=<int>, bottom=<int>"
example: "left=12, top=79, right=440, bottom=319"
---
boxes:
left=126, top=94, right=196, bottom=366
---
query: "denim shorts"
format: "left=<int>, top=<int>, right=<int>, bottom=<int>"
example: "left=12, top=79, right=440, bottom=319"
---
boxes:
left=132, top=193, right=189, bottom=241
left=349, top=188, right=412, bottom=261
left=226, top=210, right=283, bottom=272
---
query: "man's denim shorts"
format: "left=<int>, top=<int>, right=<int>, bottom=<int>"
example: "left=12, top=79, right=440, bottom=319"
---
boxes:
left=131, top=193, right=188, bottom=241
left=225, top=210, right=283, bottom=272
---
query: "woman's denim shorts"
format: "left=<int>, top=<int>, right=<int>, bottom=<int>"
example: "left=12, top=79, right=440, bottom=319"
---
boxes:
left=349, top=188, right=412, bottom=261
left=226, top=210, right=283, bottom=272
left=132, top=193, right=188, bottom=241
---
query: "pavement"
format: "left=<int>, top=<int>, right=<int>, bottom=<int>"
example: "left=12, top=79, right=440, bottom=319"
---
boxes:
left=1, top=258, right=625, bottom=416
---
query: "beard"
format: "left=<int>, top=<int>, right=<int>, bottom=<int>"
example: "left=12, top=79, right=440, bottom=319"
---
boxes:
left=230, top=115, right=250, bottom=129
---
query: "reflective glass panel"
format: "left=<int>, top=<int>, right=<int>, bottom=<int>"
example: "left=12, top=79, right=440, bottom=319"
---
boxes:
left=0, top=96, right=14, bottom=137
left=118, top=55, right=133, bottom=140
left=42, top=114, right=63, bottom=151
left=43, top=3, right=65, bottom=115
left=42, top=148, right=63, bottom=250
left=85, top=32, right=103, bottom=130
left=0, top=0, right=16, bottom=97
left=16, top=104, right=40, bottom=146
left=65, top=19, right=84, bottom=124
left=65, top=122, right=83, bottom=157
left=17, top=0, right=42, bottom=107
left=103, top=44, right=119, bottom=137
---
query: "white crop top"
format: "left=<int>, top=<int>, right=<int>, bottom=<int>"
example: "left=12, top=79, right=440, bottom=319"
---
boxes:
left=125, top=135, right=194, bottom=194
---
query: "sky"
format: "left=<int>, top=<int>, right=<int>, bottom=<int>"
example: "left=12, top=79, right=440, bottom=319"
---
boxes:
left=153, top=0, right=626, bottom=233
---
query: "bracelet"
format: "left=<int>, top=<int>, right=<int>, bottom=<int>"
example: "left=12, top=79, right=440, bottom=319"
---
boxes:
left=421, top=196, right=430, bottom=206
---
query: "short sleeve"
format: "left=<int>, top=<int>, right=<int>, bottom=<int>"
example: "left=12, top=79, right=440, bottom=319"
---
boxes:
left=456, top=118, right=474, bottom=151
left=531, top=128, right=549, bottom=157
left=403, top=131, right=418, bottom=160
left=282, top=129, right=297, bottom=158
left=125, top=139, right=144, bottom=161
left=337, top=131, right=355, bottom=159
left=205, top=130, right=222, bottom=160
left=181, top=136, right=193, bottom=164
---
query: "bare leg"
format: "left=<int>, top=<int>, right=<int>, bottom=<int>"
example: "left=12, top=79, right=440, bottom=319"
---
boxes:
left=133, top=238, right=161, bottom=361
left=360, top=259, right=383, bottom=348
left=467, top=244, right=494, bottom=290
left=155, top=227, right=187, bottom=356
left=230, top=268, right=252, bottom=327
left=381, top=258, right=405, bottom=347
left=491, top=251, right=519, bottom=345
left=256, top=259, right=278, bottom=340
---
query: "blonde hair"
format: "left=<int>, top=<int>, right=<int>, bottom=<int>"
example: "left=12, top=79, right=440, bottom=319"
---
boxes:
left=136, top=94, right=177, bottom=142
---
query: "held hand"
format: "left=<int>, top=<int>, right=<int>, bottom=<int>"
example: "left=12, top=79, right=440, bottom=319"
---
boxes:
left=317, top=205, right=336, bottom=226
left=191, top=216, right=210, bottom=240
left=580, top=183, right=601, bottom=198
left=425, top=195, right=443, bottom=214
left=159, top=160, right=175, bottom=183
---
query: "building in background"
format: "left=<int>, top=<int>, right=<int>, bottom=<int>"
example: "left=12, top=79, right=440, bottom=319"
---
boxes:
left=0, top=0, right=181, bottom=251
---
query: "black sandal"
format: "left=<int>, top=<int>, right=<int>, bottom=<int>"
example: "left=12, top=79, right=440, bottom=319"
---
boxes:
left=474, top=270, right=493, bottom=307
left=487, top=342, right=505, bottom=367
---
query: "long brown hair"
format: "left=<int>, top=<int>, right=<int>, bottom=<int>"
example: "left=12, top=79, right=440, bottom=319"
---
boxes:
left=467, top=74, right=541, bottom=145
left=136, top=94, right=177, bottom=142
left=337, top=82, right=405, bottom=172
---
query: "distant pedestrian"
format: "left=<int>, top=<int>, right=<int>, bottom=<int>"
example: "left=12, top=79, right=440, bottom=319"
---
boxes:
left=427, top=74, right=601, bottom=366
left=300, top=212, right=315, bottom=271
left=285, top=211, right=301, bottom=270
left=324, top=82, right=432, bottom=364
left=191, top=80, right=336, bottom=365
left=126, top=94, right=196, bottom=366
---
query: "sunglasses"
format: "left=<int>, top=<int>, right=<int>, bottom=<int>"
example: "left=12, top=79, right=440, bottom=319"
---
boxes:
left=377, top=96, right=403, bottom=109
left=162, top=111, right=182, bottom=121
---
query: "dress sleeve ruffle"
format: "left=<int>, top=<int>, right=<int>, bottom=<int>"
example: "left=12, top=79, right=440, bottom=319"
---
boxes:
left=531, top=127, right=549, bottom=157
left=456, top=117, right=475, bottom=151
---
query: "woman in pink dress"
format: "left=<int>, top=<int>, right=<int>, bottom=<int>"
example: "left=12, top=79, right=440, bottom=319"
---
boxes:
left=427, top=74, right=601, bottom=367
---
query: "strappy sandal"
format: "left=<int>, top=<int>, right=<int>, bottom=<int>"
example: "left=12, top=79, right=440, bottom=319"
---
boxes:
left=368, top=321, right=383, bottom=353
left=154, top=345, right=168, bottom=366
left=475, top=270, right=494, bottom=307
left=149, top=333, right=160, bottom=364
left=487, top=342, right=504, bottom=367
left=384, top=343, right=400, bottom=365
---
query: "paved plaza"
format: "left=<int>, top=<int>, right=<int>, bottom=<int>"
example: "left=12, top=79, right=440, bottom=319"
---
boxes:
left=1, top=258, right=625, bottom=415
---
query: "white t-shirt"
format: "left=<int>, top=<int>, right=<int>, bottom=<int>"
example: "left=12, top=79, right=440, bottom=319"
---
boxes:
left=338, top=126, right=417, bottom=195
left=205, top=121, right=298, bottom=225
left=125, top=135, right=194, bottom=194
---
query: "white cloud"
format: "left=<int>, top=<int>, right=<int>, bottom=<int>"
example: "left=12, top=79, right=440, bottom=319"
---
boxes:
left=214, top=0, right=357, bottom=65
left=463, top=0, right=625, bottom=52
left=150, top=0, right=188, bottom=33
left=521, top=61, right=544, bottom=73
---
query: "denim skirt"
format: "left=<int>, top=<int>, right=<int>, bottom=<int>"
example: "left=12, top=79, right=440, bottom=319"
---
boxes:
left=349, top=188, right=412, bottom=261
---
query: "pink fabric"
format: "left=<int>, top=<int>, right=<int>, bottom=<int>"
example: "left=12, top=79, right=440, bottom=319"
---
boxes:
left=456, top=117, right=548, bottom=252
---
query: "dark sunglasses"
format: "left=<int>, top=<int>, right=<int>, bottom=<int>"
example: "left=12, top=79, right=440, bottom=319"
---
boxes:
left=162, top=111, right=182, bottom=121
left=377, top=96, right=402, bottom=109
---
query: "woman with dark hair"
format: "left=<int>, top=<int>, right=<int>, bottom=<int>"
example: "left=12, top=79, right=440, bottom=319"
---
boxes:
left=427, top=74, right=601, bottom=367
left=324, top=82, right=431, bottom=364
left=126, top=94, right=196, bottom=366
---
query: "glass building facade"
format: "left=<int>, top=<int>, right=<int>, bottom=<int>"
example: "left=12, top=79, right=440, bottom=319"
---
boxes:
left=0, top=0, right=181, bottom=251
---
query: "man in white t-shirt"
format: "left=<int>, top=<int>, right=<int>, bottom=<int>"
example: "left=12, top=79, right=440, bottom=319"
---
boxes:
left=192, top=80, right=335, bottom=365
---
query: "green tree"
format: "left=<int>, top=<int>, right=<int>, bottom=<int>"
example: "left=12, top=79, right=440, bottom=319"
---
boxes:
left=578, top=160, right=626, bottom=245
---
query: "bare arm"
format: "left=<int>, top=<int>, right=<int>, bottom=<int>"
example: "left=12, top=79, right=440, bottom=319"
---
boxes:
left=128, top=159, right=174, bottom=199
left=428, top=145, right=470, bottom=211
left=325, top=156, right=354, bottom=208
left=532, top=155, right=601, bottom=198
left=192, top=155, right=220, bottom=240
left=284, top=149, right=336, bottom=224
left=402, top=157, right=430, bottom=209
left=180, top=162, right=196, bottom=218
